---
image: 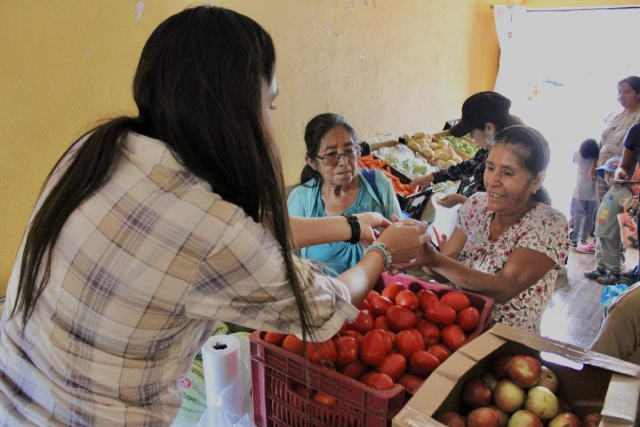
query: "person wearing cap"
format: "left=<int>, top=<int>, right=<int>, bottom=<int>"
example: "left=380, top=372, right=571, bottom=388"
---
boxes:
left=410, top=91, right=524, bottom=209
left=584, top=156, right=635, bottom=285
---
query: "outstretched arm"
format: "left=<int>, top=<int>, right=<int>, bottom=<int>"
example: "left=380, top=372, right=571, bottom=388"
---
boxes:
left=289, top=213, right=391, bottom=249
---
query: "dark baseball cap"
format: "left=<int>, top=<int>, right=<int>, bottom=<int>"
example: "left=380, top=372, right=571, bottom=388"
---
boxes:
left=449, top=91, right=512, bottom=137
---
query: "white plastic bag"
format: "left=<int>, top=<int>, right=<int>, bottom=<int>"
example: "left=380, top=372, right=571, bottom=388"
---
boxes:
left=197, top=334, right=255, bottom=427
left=428, top=192, right=460, bottom=247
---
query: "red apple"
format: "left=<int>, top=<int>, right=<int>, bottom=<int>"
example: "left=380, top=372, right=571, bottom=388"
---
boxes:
left=492, top=354, right=514, bottom=379
left=493, top=379, right=526, bottom=414
left=508, top=410, right=544, bottom=427
left=583, top=412, right=602, bottom=427
left=489, top=406, right=510, bottom=427
left=524, top=386, right=559, bottom=420
left=483, top=372, right=499, bottom=391
left=507, top=355, right=541, bottom=389
left=468, top=407, right=500, bottom=427
left=462, top=378, right=493, bottom=408
left=435, top=410, right=466, bottom=427
left=548, top=412, right=583, bottom=427
left=538, top=366, right=559, bottom=394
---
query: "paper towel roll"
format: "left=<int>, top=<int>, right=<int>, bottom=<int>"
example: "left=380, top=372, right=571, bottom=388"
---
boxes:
left=201, top=335, right=241, bottom=409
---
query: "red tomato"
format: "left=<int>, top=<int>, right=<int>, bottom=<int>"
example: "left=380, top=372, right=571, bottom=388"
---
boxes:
left=347, top=309, right=374, bottom=335
left=385, top=331, right=397, bottom=349
left=395, top=290, right=419, bottom=311
left=338, top=322, right=348, bottom=334
left=381, top=330, right=394, bottom=353
left=292, top=383, right=313, bottom=399
left=409, top=350, right=441, bottom=377
left=441, top=291, right=471, bottom=313
left=360, top=330, right=387, bottom=366
left=306, top=340, right=338, bottom=364
left=427, top=344, right=453, bottom=362
left=339, top=359, right=368, bottom=379
left=395, top=329, right=425, bottom=359
left=313, top=391, right=336, bottom=408
left=375, top=353, right=407, bottom=381
left=282, top=335, right=304, bottom=355
left=415, top=319, right=441, bottom=347
left=440, top=324, right=466, bottom=351
left=359, top=299, right=371, bottom=311
left=370, top=295, right=394, bottom=316
left=334, top=336, right=359, bottom=366
left=263, top=332, right=286, bottom=346
left=424, top=299, right=457, bottom=326
left=417, top=289, right=439, bottom=310
left=381, top=283, right=406, bottom=303
left=366, top=290, right=380, bottom=303
left=374, top=316, right=392, bottom=331
left=386, top=306, right=418, bottom=332
left=341, top=330, right=363, bottom=342
left=398, top=374, right=425, bottom=394
left=457, top=307, right=481, bottom=332
left=363, top=372, right=395, bottom=390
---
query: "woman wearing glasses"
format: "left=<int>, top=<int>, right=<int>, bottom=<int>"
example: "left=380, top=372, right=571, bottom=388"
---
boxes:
left=288, top=113, right=402, bottom=275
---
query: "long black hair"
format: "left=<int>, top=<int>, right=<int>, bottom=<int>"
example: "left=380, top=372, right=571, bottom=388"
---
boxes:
left=492, top=125, right=552, bottom=205
left=13, top=6, right=314, bottom=341
left=300, top=113, right=358, bottom=185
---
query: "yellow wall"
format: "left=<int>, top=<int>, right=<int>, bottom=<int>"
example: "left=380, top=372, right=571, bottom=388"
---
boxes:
left=0, top=0, right=509, bottom=297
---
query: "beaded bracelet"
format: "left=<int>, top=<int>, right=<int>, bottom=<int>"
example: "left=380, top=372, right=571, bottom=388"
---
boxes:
left=366, top=242, right=392, bottom=270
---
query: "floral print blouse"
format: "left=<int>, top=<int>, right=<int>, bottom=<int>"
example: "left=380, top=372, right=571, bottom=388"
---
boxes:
left=455, top=193, right=570, bottom=334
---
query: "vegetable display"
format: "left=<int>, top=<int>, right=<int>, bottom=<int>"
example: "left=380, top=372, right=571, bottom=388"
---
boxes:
left=371, top=144, right=435, bottom=180
left=357, top=154, right=418, bottom=196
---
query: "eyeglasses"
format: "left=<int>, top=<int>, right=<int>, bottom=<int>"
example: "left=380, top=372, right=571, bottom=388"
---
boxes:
left=315, top=148, right=359, bottom=166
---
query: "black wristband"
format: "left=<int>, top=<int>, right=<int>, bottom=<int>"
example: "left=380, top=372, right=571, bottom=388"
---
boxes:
left=343, top=214, right=361, bottom=244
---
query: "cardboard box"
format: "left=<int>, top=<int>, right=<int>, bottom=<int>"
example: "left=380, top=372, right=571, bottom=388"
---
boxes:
left=392, top=324, right=640, bottom=427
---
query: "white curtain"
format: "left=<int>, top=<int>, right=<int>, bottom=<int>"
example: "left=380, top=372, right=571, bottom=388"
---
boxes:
left=493, top=5, right=640, bottom=215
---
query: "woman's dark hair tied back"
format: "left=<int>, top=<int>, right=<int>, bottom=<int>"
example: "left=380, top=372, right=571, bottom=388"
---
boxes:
left=619, top=76, right=640, bottom=94
left=300, top=113, right=357, bottom=185
left=493, top=125, right=552, bottom=205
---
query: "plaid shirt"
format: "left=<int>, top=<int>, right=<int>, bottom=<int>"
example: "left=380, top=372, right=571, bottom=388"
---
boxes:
left=0, top=133, right=358, bottom=426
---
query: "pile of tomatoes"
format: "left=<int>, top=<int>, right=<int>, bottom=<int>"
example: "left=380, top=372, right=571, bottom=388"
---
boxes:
left=262, top=282, right=483, bottom=398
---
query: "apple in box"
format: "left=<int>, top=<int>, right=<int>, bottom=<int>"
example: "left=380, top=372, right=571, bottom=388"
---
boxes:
left=391, top=324, right=640, bottom=427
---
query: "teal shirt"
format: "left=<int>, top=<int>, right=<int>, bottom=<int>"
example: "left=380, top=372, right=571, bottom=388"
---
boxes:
left=287, top=169, right=402, bottom=276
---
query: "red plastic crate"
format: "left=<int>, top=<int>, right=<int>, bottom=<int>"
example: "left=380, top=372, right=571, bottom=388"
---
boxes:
left=250, top=274, right=494, bottom=427
left=374, top=273, right=494, bottom=345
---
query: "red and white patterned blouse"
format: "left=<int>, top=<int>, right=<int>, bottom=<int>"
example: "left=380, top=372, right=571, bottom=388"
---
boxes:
left=455, top=193, right=570, bottom=334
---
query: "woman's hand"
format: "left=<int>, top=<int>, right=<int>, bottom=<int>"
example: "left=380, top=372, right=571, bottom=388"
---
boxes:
left=616, top=169, right=630, bottom=180
left=437, top=194, right=467, bottom=208
left=410, top=174, right=435, bottom=191
left=433, top=226, right=448, bottom=250
left=389, top=238, right=440, bottom=273
left=376, top=220, right=429, bottom=265
left=355, top=212, right=391, bottom=246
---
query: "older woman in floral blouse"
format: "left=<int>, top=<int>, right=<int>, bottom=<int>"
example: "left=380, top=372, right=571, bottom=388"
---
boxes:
left=397, top=126, right=570, bottom=334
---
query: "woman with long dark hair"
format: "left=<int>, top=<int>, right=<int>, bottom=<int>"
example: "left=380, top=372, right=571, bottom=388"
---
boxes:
left=0, top=7, right=428, bottom=426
